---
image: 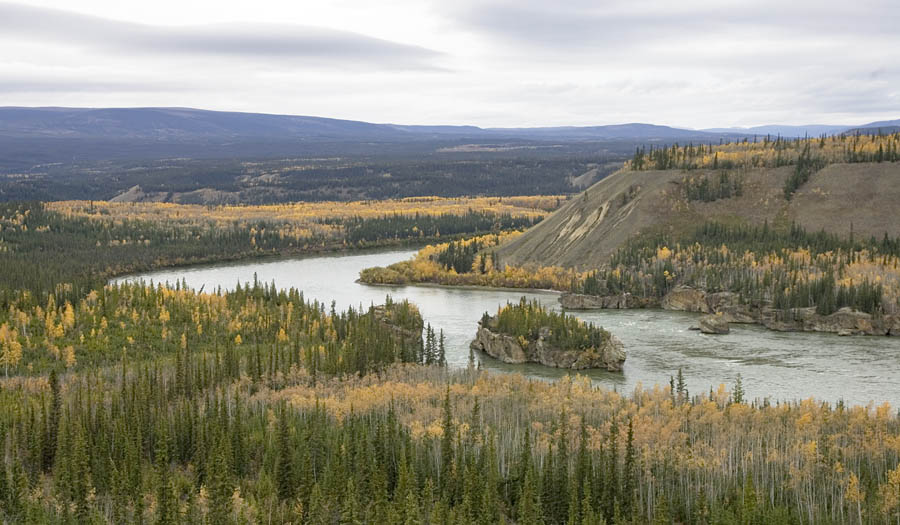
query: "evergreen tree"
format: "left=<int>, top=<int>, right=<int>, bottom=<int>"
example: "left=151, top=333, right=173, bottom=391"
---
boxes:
left=44, top=369, right=61, bottom=472
left=70, top=423, right=92, bottom=522
left=208, top=441, right=233, bottom=525
left=440, top=386, right=455, bottom=496
left=276, top=408, right=295, bottom=501
left=339, top=478, right=363, bottom=525
left=155, top=425, right=175, bottom=525
left=308, top=483, right=330, bottom=525
left=605, top=417, right=619, bottom=519
left=623, top=418, right=636, bottom=516
left=518, top=467, right=544, bottom=525
left=733, top=374, right=745, bottom=405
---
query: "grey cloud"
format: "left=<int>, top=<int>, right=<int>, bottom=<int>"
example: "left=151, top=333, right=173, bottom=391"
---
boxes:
left=0, top=76, right=188, bottom=93
left=444, top=0, right=900, bottom=51
left=0, top=2, right=443, bottom=70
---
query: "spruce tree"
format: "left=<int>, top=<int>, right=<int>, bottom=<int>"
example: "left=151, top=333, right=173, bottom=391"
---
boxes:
left=308, top=483, right=330, bottom=525
left=70, top=424, right=92, bottom=522
left=276, top=408, right=295, bottom=501
left=605, top=417, right=619, bottom=518
left=518, top=466, right=544, bottom=525
left=44, top=369, right=61, bottom=471
left=440, top=386, right=454, bottom=496
left=155, top=425, right=175, bottom=525
left=438, top=329, right=447, bottom=367
left=208, top=441, right=233, bottom=524
left=623, top=418, right=636, bottom=516
left=732, top=374, right=745, bottom=405
left=339, top=478, right=362, bottom=525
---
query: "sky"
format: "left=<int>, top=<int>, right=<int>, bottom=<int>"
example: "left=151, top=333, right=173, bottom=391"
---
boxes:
left=0, top=0, right=898, bottom=128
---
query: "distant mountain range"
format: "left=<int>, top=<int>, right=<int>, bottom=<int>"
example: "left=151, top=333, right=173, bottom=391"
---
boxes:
left=0, top=106, right=896, bottom=169
left=0, top=107, right=734, bottom=142
left=4, top=106, right=895, bottom=142
left=702, top=121, right=900, bottom=138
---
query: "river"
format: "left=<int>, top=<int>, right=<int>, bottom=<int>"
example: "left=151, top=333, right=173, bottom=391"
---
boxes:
left=116, top=248, right=900, bottom=406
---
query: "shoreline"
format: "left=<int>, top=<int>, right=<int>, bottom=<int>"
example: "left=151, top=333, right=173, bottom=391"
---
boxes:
left=356, top=278, right=563, bottom=296
left=359, top=277, right=898, bottom=337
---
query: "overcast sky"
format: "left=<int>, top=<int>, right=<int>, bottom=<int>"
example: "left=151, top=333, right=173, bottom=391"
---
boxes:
left=1, top=0, right=898, bottom=128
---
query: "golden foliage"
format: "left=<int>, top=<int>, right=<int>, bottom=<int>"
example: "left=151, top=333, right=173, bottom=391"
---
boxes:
left=47, top=195, right=559, bottom=229
left=251, top=363, right=900, bottom=521
left=627, top=131, right=900, bottom=171
left=360, top=232, right=589, bottom=291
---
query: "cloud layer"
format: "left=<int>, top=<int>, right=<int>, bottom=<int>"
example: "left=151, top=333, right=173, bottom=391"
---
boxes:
left=0, top=0, right=897, bottom=128
left=0, top=3, right=441, bottom=69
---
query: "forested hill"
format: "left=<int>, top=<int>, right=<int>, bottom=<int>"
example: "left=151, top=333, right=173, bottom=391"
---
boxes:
left=497, top=133, right=900, bottom=270
left=2, top=108, right=897, bottom=202
left=0, top=107, right=727, bottom=142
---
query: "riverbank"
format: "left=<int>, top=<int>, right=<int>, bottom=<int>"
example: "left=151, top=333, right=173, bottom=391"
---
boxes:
left=357, top=278, right=562, bottom=296
left=119, top=245, right=900, bottom=405
left=560, top=287, right=900, bottom=336
left=360, top=267, right=900, bottom=337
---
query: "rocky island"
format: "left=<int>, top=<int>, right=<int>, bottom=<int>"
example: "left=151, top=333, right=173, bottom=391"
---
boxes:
left=471, top=298, right=626, bottom=371
left=371, top=297, right=425, bottom=346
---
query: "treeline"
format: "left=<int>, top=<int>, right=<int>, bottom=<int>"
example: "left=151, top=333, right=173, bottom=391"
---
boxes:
left=0, top=278, right=426, bottom=377
left=358, top=232, right=586, bottom=291
left=484, top=297, right=611, bottom=351
left=337, top=211, right=539, bottom=246
left=574, top=221, right=899, bottom=315
left=629, top=131, right=900, bottom=184
left=0, top=201, right=546, bottom=308
left=0, top=202, right=322, bottom=308
left=1, top=351, right=899, bottom=523
left=435, top=237, right=501, bottom=274
left=361, top=220, right=900, bottom=317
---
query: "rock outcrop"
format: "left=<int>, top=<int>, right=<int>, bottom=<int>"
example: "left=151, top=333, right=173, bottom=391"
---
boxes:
left=661, top=286, right=711, bottom=313
left=559, top=292, right=655, bottom=310
left=470, top=324, right=626, bottom=371
left=759, top=307, right=896, bottom=336
left=372, top=304, right=424, bottom=347
left=698, top=314, right=730, bottom=334
left=891, top=315, right=900, bottom=336
left=705, top=292, right=759, bottom=323
left=562, top=285, right=898, bottom=336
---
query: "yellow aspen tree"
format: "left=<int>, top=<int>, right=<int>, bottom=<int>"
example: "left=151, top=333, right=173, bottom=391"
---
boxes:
left=62, top=302, right=76, bottom=330
left=0, top=323, right=23, bottom=377
left=846, top=472, right=864, bottom=524
left=879, top=465, right=900, bottom=522
left=63, top=345, right=76, bottom=369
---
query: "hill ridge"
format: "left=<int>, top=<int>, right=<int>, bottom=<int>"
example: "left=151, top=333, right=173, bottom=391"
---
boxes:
left=497, top=162, right=900, bottom=270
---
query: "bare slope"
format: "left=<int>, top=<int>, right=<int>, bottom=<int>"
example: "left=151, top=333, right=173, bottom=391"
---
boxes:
left=790, top=162, right=900, bottom=238
left=498, top=162, right=900, bottom=270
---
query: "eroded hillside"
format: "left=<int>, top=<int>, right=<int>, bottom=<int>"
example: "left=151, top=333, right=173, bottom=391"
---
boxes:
left=498, top=162, right=900, bottom=270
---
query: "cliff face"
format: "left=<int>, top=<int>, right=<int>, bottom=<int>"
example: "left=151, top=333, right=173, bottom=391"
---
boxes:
left=470, top=324, right=626, bottom=372
left=562, top=286, right=900, bottom=336
left=559, top=292, right=654, bottom=310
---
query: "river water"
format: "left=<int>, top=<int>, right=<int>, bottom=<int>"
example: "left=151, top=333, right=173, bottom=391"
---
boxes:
left=116, top=249, right=900, bottom=406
